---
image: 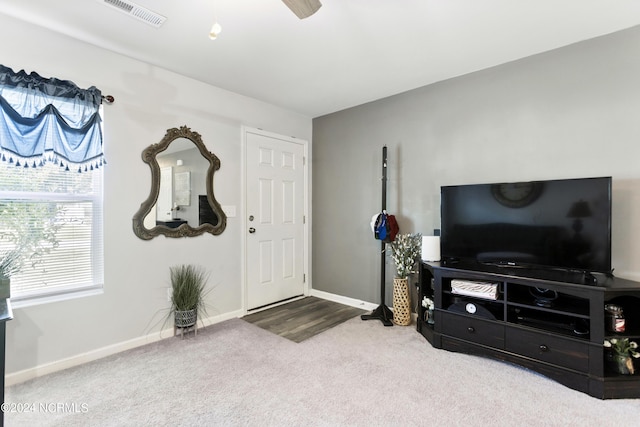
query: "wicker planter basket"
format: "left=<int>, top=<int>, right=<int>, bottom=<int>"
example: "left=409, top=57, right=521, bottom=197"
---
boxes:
left=175, top=309, right=197, bottom=329
left=392, top=277, right=411, bottom=326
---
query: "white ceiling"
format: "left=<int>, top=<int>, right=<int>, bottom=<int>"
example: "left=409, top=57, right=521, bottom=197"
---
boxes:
left=1, top=0, right=640, bottom=118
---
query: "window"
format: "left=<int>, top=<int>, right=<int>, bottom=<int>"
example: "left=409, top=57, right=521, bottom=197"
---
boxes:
left=0, top=65, right=105, bottom=304
left=0, top=160, right=104, bottom=302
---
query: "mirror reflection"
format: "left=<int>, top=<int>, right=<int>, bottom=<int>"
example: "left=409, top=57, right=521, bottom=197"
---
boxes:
left=143, top=138, right=215, bottom=229
left=133, top=126, right=226, bottom=239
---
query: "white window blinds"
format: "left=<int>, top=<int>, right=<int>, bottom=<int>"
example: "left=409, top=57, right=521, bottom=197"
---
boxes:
left=0, top=163, right=104, bottom=301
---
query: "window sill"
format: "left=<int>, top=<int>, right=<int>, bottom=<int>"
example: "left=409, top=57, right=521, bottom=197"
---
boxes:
left=10, top=286, right=104, bottom=309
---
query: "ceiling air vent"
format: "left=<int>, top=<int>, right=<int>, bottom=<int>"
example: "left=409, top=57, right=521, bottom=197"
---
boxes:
left=98, top=0, right=167, bottom=28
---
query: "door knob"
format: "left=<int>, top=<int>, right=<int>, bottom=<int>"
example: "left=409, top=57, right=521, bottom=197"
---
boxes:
left=249, top=227, right=256, bottom=234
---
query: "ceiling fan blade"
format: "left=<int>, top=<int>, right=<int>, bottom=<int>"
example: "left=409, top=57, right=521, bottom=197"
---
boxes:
left=281, top=0, right=322, bottom=19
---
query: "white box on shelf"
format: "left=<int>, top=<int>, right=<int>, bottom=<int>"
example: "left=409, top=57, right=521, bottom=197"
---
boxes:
left=451, top=279, right=500, bottom=300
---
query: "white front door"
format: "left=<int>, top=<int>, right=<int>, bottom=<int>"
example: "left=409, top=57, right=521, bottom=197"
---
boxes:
left=157, top=166, right=173, bottom=221
left=245, top=128, right=307, bottom=310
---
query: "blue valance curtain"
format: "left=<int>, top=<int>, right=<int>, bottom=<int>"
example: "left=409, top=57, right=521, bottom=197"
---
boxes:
left=0, top=64, right=105, bottom=172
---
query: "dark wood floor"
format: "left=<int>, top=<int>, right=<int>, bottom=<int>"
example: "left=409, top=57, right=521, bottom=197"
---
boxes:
left=242, top=296, right=367, bottom=343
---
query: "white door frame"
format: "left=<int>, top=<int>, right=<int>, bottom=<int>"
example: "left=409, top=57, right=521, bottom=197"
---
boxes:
left=241, top=126, right=310, bottom=314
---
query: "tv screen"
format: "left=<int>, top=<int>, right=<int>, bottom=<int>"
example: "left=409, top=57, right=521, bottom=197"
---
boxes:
left=440, top=177, right=612, bottom=276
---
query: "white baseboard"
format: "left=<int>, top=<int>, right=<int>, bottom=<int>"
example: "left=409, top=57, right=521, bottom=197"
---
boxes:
left=311, top=289, right=419, bottom=324
left=310, top=289, right=378, bottom=312
left=5, top=309, right=243, bottom=386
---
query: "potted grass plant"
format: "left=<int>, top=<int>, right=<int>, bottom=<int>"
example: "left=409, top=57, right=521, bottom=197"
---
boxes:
left=169, top=264, right=210, bottom=337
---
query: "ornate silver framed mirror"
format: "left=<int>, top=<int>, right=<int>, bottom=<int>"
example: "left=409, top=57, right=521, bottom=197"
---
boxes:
left=132, top=126, right=227, bottom=239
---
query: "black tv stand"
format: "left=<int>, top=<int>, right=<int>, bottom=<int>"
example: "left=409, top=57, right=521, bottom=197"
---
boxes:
left=417, top=261, right=640, bottom=399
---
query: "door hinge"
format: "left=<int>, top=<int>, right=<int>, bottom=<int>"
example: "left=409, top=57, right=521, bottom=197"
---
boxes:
left=303, top=215, right=306, bottom=224
left=303, top=274, right=306, bottom=283
left=303, top=156, right=306, bottom=166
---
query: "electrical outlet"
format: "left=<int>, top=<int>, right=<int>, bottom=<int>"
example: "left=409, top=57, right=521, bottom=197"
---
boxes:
left=166, top=288, right=172, bottom=302
left=222, top=205, right=236, bottom=217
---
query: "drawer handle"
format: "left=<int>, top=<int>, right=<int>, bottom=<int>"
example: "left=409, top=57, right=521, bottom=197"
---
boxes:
left=467, top=326, right=475, bottom=333
left=539, top=344, right=549, bottom=352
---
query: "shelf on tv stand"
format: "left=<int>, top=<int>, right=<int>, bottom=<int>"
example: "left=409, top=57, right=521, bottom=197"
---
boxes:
left=416, top=261, right=640, bottom=399
left=441, top=259, right=599, bottom=285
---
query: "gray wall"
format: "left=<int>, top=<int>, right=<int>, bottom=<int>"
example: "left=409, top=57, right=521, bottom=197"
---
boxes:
left=312, top=25, right=640, bottom=305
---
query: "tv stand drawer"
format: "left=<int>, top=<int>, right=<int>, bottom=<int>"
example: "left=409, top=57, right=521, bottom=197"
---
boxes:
left=506, top=327, right=589, bottom=372
left=440, top=311, right=504, bottom=349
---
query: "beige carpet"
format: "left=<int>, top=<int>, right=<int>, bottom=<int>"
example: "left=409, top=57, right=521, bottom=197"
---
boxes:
left=5, top=317, right=640, bottom=426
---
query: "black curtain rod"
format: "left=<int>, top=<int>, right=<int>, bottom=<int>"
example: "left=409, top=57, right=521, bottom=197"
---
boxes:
left=101, top=95, right=115, bottom=104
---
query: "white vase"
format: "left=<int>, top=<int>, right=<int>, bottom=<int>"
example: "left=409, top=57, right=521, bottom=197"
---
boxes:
left=0, top=275, right=10, bottom=299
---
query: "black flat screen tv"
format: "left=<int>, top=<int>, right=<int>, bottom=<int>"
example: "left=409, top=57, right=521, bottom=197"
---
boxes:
left=440, top=177, right=612, bottom=278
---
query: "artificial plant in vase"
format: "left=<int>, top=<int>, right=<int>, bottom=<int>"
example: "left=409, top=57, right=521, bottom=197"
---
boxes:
left=0, top=249, right=22, bottom=299
left=604, top=337, right=640, bottom=375
left=388, top=233, right=422, bottom=326
left=169, top=264, right=210, bottom=337
left=422, top=296, right=435, bottom=324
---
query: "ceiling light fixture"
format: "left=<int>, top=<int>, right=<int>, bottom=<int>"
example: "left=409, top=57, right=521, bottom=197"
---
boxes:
left=209, top=21, right=222, bottom=40
left=209, top=2, right=222, bottom=40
